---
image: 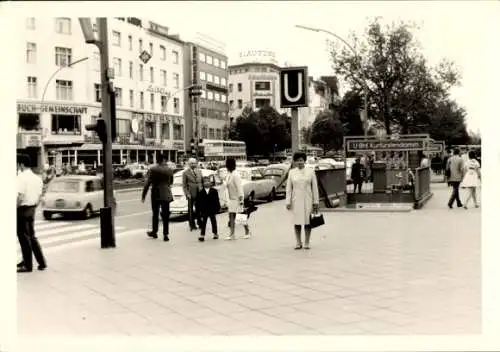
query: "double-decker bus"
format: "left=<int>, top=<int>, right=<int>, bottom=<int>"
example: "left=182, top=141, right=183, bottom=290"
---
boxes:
left=201, top=139, right=246, bottom=162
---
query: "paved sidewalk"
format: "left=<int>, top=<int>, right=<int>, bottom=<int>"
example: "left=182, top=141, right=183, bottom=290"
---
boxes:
left=17, top=183, right=481, bottom=336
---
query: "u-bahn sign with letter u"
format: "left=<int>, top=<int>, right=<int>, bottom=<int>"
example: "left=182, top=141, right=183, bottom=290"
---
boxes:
left=280, top=66, right=309, bottom=108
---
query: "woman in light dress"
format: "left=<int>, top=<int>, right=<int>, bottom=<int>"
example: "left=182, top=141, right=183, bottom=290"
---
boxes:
left=224, top=157, right=245, bottom=240
left=461, top=150, right=481, bottom=209
left=285, top=152, right=320, bottom=250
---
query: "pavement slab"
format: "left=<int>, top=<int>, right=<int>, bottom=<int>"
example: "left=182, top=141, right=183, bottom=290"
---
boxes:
left=17, top=183, right=481, bottom=336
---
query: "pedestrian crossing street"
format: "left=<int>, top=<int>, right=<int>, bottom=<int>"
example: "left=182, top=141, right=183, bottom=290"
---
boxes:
left=24, top=219, right=144, bottom=252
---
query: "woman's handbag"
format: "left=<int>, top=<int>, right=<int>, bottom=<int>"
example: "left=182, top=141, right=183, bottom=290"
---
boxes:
left=235, top=213, right=248, bottom=226
left=309, top=212, right=325, bottom=229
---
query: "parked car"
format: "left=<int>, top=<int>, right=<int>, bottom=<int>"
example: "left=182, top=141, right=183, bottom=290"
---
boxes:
left=237, top=167, right=277, bottom=202
left=318, top=158, right=345, bottom=169
left=263, top=163, right=291, bottom=197
left=169, top=168, right=228, bottom=217
left=122, top=163, right=149, bottom=178
left=236, top=160, right=255, bottom=168
left=41, top=175, right=115, bottom=220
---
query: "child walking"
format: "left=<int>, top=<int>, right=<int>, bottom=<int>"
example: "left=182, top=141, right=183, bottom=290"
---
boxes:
left=196, top=176, right=221, bottom=242
left=239, top=197, right=257, bottom=239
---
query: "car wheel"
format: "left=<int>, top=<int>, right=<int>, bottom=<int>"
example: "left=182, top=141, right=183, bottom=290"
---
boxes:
left=82, top=204, right=93, bottom=219
left=248, top=192, right=255, bottom=203
left=43, top=211, right=53, bottom=220
left=267, top=188, right=276, bottom=202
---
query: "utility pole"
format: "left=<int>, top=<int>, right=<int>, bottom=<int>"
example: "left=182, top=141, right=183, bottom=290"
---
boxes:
left=291, top=107, right=300, bottom=154
left=188, top=85, right=202, bottom=156
left=79, top=17, right=116, bottom=248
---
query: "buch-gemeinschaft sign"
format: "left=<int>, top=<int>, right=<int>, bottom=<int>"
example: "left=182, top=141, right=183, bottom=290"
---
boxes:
left=347, top=139, right=426, bottom=152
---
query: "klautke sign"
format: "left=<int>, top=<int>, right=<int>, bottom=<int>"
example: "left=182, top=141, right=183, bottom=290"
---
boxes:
left=279, top=66, right=309, bottom=108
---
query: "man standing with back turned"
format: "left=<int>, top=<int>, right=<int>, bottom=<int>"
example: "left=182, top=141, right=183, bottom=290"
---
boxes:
left=446, top=148, right=465, bottom=209
left=183, top=158, right=202, bottom=231
left=142, top=153, right=173, bottom=241
left=17, top=154, right=47, bottom=273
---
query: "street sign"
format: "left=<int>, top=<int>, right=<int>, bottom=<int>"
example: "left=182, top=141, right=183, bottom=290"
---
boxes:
left=426, top=142, right=444, bottom=153
left=279, top=66, right=308, bottom=108
left=346, top=139, right=427, bottom=152
left=139, top=50, right=152, bottom=64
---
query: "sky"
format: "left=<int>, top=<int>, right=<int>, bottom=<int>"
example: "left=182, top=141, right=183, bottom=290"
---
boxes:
left=9, top=1, right=500, bottom=132
left=144, top=0, right=498, bottom=133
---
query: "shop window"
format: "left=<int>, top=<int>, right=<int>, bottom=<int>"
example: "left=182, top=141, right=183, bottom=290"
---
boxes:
left=51, top=114, right=81, bottom=135
left=18, top=113, right=40, bottom=132
left=255, top=98, right=271, bottom=108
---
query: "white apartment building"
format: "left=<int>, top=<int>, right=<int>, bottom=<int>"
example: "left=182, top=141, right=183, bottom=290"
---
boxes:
left=298, top=76, right=340, bottom=131
left=228, top=61, right=286, bottom=119
left=17, top=17, right=187, bottom=168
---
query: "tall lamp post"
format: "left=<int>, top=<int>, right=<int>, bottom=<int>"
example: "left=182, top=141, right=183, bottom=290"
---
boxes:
left=39, top=56, right=89, bottom=168
left=295, top=25, right=370, bottom=135
left=79, top=17, right=116, bottom=248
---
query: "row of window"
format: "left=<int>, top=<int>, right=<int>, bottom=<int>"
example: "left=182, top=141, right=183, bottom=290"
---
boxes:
left=229, top=98, right=271, bottom=110
left=105, top=118, right=184, bottom=140
left=105, top=56, right=180, bottom=87
left=25, top=18, right=181, bottom=65
left=26, top=44, right=76, bottom=69
left=199, top=71, right=227, bottom=86
left=200, top=90, right=228, bottom=103
left=26, top=17, right=71, bottom=34
left=228, top=81, right=271, bottom=93
left=229, top=67, right=278, bottom=75
left=198, top=52, right=227, bottom=69
left=94, top=84, right=180, bottom=113
left=111, top=30, right=180, bottom=64
left=25, top=77, right=74, bottom=101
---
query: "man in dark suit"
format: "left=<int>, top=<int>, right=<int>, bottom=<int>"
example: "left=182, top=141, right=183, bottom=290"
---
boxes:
left=142, top=153, right=173, bottom=241
left=182, top=157, right=202, bottom=231
left=196, top=176, right=221, bottom=242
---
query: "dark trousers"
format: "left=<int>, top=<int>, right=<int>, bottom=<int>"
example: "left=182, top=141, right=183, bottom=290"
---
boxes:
left=353, top=181, right=363, bottom=194
left=448, top=181, right=463, bottom=207
left=17, top=206, right=46, bottom=270
left=151, top=199, right=170, bottom=236
left=199, top=213, right=218, bottom=236
left=187, top=197, right=200, bottom=229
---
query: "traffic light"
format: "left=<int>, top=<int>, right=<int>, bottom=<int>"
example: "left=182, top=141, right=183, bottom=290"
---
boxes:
left=109, top=90, right=117, bottom=142
left=86, top=117, right=107, bottom=143
left=190, top=138, right=195, bottom=155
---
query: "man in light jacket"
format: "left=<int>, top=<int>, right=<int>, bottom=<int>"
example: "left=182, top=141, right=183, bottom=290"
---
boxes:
left=183, top=158, right=202, bottom=231
left=446, top=148, right=465, bottom=209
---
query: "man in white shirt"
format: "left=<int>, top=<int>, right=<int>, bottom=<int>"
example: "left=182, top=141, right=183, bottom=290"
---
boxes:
left=17, top=154, right=46, bottom=273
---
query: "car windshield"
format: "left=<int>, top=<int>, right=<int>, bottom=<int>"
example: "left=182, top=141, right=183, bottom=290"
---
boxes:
left=237, top=170, right=251, bottom=180
left=47, top=180, right=81, bottom=193
left=264, top=168, right=284, bottom=177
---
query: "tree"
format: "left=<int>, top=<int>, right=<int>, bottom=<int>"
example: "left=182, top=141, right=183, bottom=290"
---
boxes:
left=229, top=106, right=291, bottom=156
left=468, top=130, right=481, bottom=145
left=428, top=100, right=469, bottom=145
left=330, top=18, right=461, bottom=135
left=310, top=110, right=345, bottom=152
left=336, top=90, right=365, bottom=136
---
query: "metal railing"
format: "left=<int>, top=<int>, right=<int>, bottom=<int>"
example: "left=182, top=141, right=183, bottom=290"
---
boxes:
left=413, top=166, right=431, bottom=202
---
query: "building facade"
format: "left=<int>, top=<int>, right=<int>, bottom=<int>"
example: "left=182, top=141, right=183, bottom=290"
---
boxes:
left=183, top=41, right=229, bottom=152
left=298, top=76, right=340, bottom=131
left=227, top=62, right=284, bottom=119
left=18, top=17, right=187, bottom=169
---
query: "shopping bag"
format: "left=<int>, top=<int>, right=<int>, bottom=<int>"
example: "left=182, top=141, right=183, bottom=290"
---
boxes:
left=309, top=212, right=325, bottom=229
left=235, top=213, right=248, bottom=226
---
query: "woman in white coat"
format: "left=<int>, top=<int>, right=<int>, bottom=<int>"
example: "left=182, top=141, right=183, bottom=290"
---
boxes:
left=224, top=157, right=244, bottom=240
left=285, top=152, right=320, bottom=250
left=461, top=150, right=481, bottom=209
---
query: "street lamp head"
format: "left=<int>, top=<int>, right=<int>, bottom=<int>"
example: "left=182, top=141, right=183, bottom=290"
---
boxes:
left=79, top=18, right=98, bottom=44
left=295, top=24, right=320, bottom=32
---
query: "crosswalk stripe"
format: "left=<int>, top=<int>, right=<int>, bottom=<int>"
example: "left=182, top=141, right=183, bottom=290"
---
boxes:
left=36, top=224, right=96, bottom=238
left=35, top=221, right=74, bottom=231
left=41, top=226, right=125, bottom=246
left=45, top=228, right=145, bottom=253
